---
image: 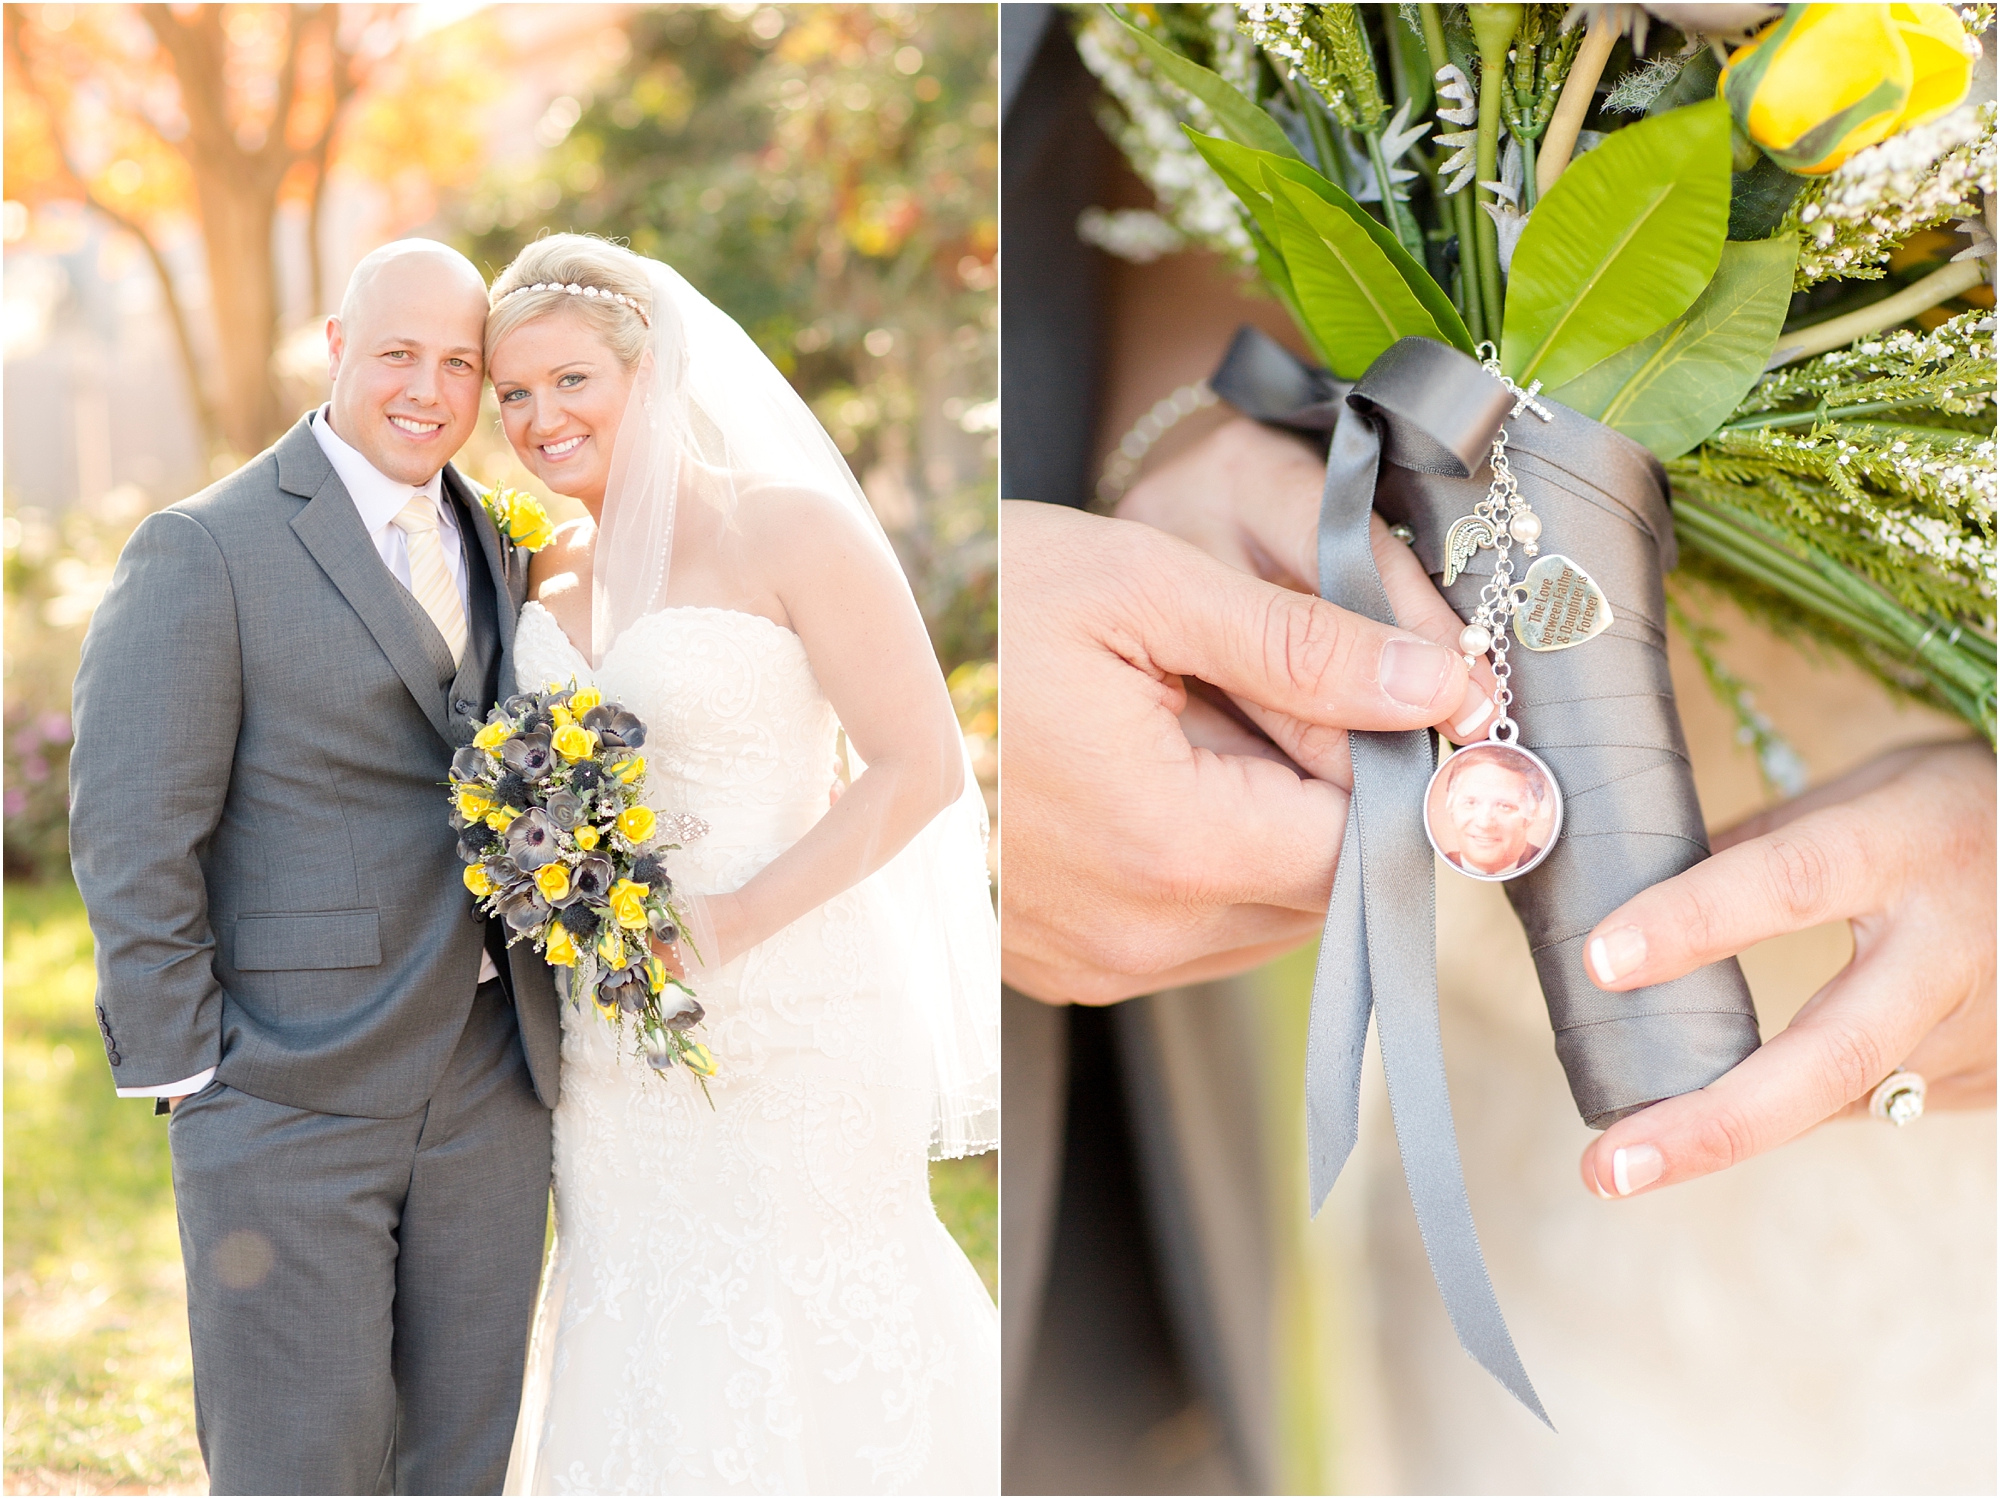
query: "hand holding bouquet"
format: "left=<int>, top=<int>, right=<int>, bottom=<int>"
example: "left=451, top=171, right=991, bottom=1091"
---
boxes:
left=449, top=680, right=716, bottom=1091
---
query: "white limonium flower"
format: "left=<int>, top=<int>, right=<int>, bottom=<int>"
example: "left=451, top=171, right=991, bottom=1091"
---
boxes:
left=1077, top=207, right=1188, bottom=263
left=1073, top=10, right=1255, bottom=264
left=1786, top=100, right=1998, bottom=287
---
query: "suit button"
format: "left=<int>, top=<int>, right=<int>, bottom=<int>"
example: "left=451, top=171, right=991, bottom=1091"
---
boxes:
left=107, top=1050, right=122, bottom=1066
left=454, top=699, right=476, bottom=715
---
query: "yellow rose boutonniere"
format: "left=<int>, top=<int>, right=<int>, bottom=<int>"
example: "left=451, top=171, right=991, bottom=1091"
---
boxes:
left=535, top=863, right=572, bottom=903
left=608, top=878, right=652, bottom=931
left=463, top=864, right=493, bottom=897
left=544, top=921, right=579, bottom=967
left=480, top=487, right=555, bottom=554
left=573, top=825, right=601, bottom=850
left=570, top=686, right=603, bottom=714
left=473, top=721, right=510, bottom=751
left=618, top=805, right=657, bottom=842
left=552, top=723, right=596, bottom=762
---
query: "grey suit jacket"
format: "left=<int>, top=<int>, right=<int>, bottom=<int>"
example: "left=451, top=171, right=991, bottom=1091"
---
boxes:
left=71, top=416, right=562, bottom=1118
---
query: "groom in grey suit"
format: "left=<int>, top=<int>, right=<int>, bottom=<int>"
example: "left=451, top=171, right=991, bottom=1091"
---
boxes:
left=70, top=241, right=560, bottom=1495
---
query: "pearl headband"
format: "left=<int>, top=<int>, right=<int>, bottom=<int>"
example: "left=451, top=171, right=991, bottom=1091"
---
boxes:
left=497, top=280, right=651, bottom=326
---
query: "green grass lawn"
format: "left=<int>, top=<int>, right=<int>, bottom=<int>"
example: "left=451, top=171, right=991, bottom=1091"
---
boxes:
left=4, top=880, right=997, bottom=1494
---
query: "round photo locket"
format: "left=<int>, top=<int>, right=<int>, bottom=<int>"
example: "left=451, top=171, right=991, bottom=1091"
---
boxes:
left=1424, top=735, right=1564, bottom=883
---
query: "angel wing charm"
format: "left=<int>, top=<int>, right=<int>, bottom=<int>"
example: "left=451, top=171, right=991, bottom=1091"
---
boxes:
left=1441, top=513, right=1497, bottom=587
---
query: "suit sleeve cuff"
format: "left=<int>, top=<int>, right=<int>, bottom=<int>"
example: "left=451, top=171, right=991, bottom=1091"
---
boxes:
left=116, top=1067, right=217, bottom=1099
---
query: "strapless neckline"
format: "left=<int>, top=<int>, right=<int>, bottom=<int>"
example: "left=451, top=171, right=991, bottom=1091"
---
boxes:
left=517, top=600, right=803, bottom=679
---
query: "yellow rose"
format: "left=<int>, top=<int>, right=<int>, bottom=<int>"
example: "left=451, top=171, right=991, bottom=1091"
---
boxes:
left=645, top=954, right=668, bottom=994
left=617, top=804, right=657, bottom=842
left=679, top=1040, right=717, bottom=1077
left=472, top=721, right=509, bottom=751
left=573, top=825, right=600, bottom=850
left=535, top=863, right=572, bottom=903
left=569, top=685, right=603, bottom=714
left=552, top=723, right=596, bottom=762
left=457, top=786, right=493, bottom=820
left=610, top=755, right=646, bottom=785
left=463, top=864, right=493, bottom=898
left=485, top=806, right=519, bottom=833
left=551, top=705, right=574, bottom=730
left=598, top=926, right=627, bottom=969
left=1721, top=3, right=1974, bottom=175
left=544, top=921, right=578, bottom=967
left=608, top=878, right=652, bottom=931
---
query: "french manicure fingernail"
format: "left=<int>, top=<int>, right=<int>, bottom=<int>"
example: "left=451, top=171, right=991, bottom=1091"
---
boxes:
left=1451, top=680, right=1495, bottom=738
left=1611, top=1143, right=1663, bottom=1196
left=1380, top=637, right=1454, bottom=710
left=1588, top=926, right=1647, bottom=985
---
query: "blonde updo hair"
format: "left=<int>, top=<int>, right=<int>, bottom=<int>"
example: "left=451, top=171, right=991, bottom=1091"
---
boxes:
left=485, top=233, right=653, bottom=368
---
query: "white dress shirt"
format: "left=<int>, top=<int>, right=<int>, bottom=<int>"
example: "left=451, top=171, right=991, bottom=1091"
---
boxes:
left=118, top=409, right=499, bottom=1102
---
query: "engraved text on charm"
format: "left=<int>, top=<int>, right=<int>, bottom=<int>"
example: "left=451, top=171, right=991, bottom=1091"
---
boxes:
left=1441, top=512, right=1497, bottom=587
left=1423, top=739, right=1564, bottom=882
left=1512, top=554, right=1613, bottom=652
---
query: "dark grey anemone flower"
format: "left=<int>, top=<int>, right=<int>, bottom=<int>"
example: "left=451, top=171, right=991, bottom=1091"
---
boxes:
left=543, top=789, right=585, bottom=831
left=599, top=966, right=649, bottom=1015
left=501, top=731, right=554, bottom=781
left=659, top=991, right=704, bottom=1032
left=582, top=704, right=646, bottom=748
left=499, top=885, right=551, bottom=933
left=504, top=807, right=561, bottom=870
left=570, top=852, right=615, bottom=903
left=450, top=746, right=491, bottom=782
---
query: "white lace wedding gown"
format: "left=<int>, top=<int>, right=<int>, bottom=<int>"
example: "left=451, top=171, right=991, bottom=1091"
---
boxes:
left=503, top=601, right=1000, bottom=1496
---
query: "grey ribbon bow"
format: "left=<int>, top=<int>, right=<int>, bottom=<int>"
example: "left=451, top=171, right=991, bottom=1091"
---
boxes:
left=1215, top=329, right=1763, bottom=1428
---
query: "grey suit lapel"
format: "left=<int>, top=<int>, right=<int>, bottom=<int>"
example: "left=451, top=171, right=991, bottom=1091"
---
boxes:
left=446, top=466, right=518, bottom=662
left=279, top=420, right=455, bottom=742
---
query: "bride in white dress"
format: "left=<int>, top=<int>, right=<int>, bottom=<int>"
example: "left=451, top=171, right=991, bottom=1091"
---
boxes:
left=484, top=236, right=1000, bottom=1495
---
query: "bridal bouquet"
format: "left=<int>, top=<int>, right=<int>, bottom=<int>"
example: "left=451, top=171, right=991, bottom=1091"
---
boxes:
left=1076, top=0, right=1995, bottom=745
left=450, top=680, right=716, bottom=1088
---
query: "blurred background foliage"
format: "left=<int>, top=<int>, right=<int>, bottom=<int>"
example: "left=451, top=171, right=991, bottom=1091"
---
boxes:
left=2, top=5, right=995, bottom=1492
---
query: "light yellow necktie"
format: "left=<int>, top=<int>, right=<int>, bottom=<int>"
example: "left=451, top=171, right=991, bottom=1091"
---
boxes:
left=393, top=492, right=467, bottom=666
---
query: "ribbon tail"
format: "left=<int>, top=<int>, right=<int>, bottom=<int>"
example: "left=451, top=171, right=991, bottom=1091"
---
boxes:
left=1352, top=737, right=1554, bottom=1429
left=1305, top=806, right=1370, bottom=1213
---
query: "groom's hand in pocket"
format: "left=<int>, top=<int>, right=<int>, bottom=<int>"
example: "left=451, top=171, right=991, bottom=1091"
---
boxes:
left=999, top=498, right=1495, bottom=1006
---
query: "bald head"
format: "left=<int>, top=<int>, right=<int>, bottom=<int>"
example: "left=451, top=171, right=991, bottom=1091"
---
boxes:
left=325, top=240, right=489, bottom=486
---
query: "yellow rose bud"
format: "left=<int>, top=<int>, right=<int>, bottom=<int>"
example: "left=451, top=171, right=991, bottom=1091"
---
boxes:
left=608, top=878, right=652, bottom=931
left=611, top=755, right=646, bottom=785
left=1721, top=3, right=1973, bottom=175
left=457, top=786, right=493, bottom=820
left=680, top=1041, right=716, bottom=1077
left=463, top=864, right=493, bottom=897
left=598, top=926, right=627, bottom=969
left=617, top=804, right=657, bottom=842
left=573, top=825, right=600, bottom=850
left=535, top=863, right=571, bottom=903
left=552, top=723, right=596, bottom=762
left=551, top=705, right=574, bottom=730
left=645, top=954, right=668, bottom=994
left=544, top=921, right=579, bottom=967
left=473, top=721, right=509, bottom=751
left=569, top=686, right=603, bottom=714
left=485, top=806, right=519, bottom=833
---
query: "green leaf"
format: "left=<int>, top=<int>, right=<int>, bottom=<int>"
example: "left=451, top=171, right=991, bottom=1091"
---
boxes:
left=1265, top=168, right=1446, bottom=378
left=1186, top=128, right=1473, bottom=354
left=1117, top=15, right=1299, bottom=161
left=1503, top=97, right=1732, bottom=389
left=1551, top=234, right=1799, bottom=460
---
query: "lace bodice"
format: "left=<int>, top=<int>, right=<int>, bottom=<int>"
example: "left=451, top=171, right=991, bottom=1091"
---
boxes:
left=511, top=601, right=841, bottom=893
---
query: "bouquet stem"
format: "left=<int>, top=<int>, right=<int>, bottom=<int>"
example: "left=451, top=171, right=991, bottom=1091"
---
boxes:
left=1769, top=260, right=1989, bottom=367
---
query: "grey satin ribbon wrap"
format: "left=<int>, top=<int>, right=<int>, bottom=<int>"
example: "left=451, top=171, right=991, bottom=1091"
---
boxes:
left=1214, top=329, right=1761, bottom=1424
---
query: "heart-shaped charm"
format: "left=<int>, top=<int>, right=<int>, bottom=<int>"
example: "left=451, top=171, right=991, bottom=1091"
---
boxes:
left=1512, top=554, right=1613, bottom=651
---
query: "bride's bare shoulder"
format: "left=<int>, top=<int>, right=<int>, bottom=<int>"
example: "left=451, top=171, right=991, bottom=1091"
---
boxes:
left=528, top=517, right=595, bottom=604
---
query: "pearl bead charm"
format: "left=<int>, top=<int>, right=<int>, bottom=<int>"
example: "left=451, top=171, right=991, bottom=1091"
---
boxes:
left=1458, top=622, right=1493, bottom=656
left=1508, top=509, right=1542, bottom=544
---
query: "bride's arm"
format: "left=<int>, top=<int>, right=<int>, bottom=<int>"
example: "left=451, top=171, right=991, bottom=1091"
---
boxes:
left=695, top=488, right=965, bottom=967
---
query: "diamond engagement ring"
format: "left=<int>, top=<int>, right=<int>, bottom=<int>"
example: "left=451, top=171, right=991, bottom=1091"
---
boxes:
left=1868, top=1068, right=1926, bottom=1126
